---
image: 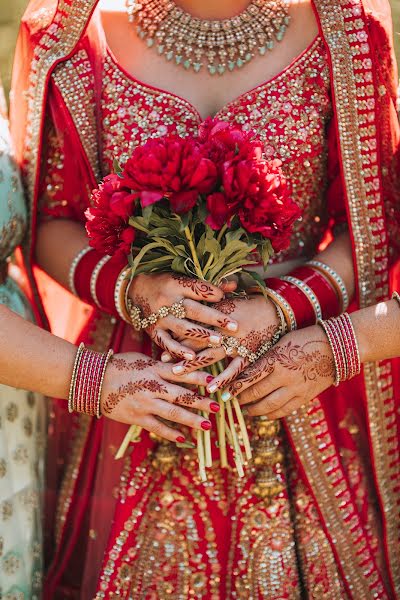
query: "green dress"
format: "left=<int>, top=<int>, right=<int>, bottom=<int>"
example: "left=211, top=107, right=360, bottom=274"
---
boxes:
left=0, top=85, right=44, bottom=599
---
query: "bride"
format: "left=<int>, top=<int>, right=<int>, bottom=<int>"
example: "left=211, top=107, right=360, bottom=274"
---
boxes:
left=10, top=0, right=400, bottom=597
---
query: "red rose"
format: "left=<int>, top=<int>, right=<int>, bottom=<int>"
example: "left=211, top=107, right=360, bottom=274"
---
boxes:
left=85, top=178, right=136, bottom=257
left=205, top=192, right=234, bottom=230
left=122, top=136, right=218, bottom=213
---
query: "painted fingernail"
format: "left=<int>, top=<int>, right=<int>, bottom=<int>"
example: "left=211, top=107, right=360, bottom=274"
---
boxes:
left=176, top=435, right=186, bottom=443
left=227, top=322, right=238, bottom=332
left=206, top=375, right=214, bottom=384
left=172, top=365, right=185, bottom=375
left=221, top=391, right=231, bottom=402
left=184, top=352, right=195, bottom=361
left=207, top=383, right=218, bottom=394
left=209, top=334, right=221, bottom=345
left=210, top=402, right=220, bottom=413
left=201, top=420, right=212, bottom=431
left=161, top=353, right=172, bottom=362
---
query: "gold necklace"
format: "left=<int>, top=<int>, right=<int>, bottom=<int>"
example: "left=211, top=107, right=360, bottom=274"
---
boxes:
left=126, top=0, right=291, bottom=75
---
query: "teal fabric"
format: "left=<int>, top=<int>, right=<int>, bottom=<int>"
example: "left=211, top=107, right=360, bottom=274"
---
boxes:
left=0, top=101, right=44, bottom=598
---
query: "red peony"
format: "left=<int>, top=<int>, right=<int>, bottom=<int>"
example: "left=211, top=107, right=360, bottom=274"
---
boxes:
left=121, top=136, right=218, bottom=214
left=205, top=192, right=235, bottom=230
left=237, top=167, right=301, bottom=251
left=199, top=118, right=262, bottom=165
left=85, top=174, right=136, bottom=256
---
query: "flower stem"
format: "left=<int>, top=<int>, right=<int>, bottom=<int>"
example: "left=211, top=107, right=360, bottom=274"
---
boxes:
left=184, top=225, right=204, bottom=279
left=115, top=424, right=141, bottom=460
left=197, top=429, right=207, bottom=482
left=210, top=364, right=227, bottom=468
left=217, top=224, right=228, bottom=244
left=226, top=399, right=244, bottom=478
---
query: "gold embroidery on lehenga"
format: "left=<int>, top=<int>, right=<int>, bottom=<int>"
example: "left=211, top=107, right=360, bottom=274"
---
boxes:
left=52, top=49, right=101, bottom=181
left=314, top=0, right=400, bottom=591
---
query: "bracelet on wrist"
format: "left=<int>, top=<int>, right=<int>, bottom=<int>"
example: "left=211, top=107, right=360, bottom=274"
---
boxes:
left=290, top=265, right=340, bottom=319
left=69, top=247, right=93, bottom=297
left=307, top=260, right=349, bottom=312
left=318, top=313, right=360, bottom=386
left=68, top=344, right=114, bottom=417
left=114, top=268, right=132, bottom=324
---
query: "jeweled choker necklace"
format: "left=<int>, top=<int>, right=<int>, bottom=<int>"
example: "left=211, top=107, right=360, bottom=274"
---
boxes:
left=126, top=0, right=291, bottom=75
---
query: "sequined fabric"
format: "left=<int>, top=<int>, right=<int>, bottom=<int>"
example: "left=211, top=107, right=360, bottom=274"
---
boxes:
left=94, top=38, right=351, bottom=599
left=101, top=36, right=333, bottom=264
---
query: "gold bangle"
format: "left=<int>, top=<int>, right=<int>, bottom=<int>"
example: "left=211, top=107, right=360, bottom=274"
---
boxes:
left=68, top=343, right=85, bottom=413
left=114, top=268, right=131, bottom=323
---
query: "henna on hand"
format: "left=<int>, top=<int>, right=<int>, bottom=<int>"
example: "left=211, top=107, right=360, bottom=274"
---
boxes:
left=102, top=379, right=167, bottom=415
left=172, top=274, right=216, bottom=300
left=111, top=357, right=157, bottom=371
left=229, top=339, right=335, bottom=395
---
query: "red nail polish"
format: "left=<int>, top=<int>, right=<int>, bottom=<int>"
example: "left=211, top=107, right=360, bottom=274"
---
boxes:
left=206, top=375, right=213, bottom=383
left=176, top=435, right=186, bottom=443
left=201, top=420, right=212, bottom=431
left=210, top=402, right=220, bottom=413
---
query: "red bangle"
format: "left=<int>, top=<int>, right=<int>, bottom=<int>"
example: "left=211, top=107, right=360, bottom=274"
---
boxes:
left=265, top=277, right=316, bottom=327
left=70, top=346, right=113, bottom=417
left=74, top=249, right=103, bottom=305
left=290, top=266, right=340, bottom=319
left=95, top=254, right=128, bottom=317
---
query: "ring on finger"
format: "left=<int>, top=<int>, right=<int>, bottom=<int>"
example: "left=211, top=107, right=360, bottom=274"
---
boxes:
left=127, top=298, right=186, bottom=331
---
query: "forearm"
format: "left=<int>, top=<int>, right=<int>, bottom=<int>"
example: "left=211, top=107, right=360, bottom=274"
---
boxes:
left=0, top=304, right=76, bottom=398
left=36, top=219, right=88, bottom=289
left=351, top=299, right=400, bottom=363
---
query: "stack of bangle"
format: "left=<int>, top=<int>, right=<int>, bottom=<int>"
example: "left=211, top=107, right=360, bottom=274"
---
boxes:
left=68, top=247, right=130, bottom=320
left=318, top=313, right=360, bottom=386
left=68, top=343, right=114, bottom=417
left=263, top=260, right=348, bottom=331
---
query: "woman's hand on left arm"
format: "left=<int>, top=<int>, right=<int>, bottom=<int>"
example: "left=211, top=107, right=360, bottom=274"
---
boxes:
left=221, top=325, right=335, bottom=420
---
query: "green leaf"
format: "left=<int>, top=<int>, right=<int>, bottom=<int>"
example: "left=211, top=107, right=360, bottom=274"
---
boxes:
left=130, top=242, right=164, bottom=277
left=113, top=158, right=122, bottom=174
left=260, top=239, right=274, bottom=268
left=243, top=269, right=267, bottom=289
left=171, top=256, right=187, bottom=273
left=204, top=236, right=221, bottom=258
left=225, top=228, right=247, bottom=243
left=129, top=216, right=150, bottom=234
left=142, top=204, right=154, bottom=225
left=178, top=212, right=190, bottom=232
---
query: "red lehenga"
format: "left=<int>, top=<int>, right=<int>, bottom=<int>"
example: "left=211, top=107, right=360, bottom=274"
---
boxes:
left=10, top=1, right=400, bottom=598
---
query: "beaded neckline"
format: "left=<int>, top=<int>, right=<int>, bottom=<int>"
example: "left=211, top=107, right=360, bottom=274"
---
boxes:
left=104, top=34, right=322, bottom=121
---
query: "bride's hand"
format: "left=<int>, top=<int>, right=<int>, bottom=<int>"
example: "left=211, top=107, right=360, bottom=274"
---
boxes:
left=128, top=273, right=238, bottom=361
left=100, top=352, right=220, bottom=442
left=220, top=326, right=336, bottom=419
left=168, top=295, right=280, bottom=384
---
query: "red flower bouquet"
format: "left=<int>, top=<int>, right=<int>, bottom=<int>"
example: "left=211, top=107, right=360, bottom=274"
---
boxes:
left=86, top=118, right=301, bottom=479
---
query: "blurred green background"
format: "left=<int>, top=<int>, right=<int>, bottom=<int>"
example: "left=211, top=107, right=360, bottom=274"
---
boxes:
left=0, top=0, right=399, bottom=100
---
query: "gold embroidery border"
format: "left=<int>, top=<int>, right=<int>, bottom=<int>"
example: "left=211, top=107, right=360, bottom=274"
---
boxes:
left=24, top=0, right=99, bottom=234
left=314, top=0, right=400, bottom=591
left=52, top=49, right=100, bottom=180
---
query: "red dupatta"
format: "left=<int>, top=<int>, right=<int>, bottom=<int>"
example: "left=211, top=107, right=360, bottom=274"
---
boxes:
left=10, top=0, right=400, bottom=597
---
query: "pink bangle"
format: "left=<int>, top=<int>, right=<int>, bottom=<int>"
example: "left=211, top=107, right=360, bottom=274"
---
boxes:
left=68, top=345, right=114, bottom=417
left=318, top=313, right=360, bottom=386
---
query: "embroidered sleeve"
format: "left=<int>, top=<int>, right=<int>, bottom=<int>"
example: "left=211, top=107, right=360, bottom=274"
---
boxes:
left=38, top=92, right=93, bottom=223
